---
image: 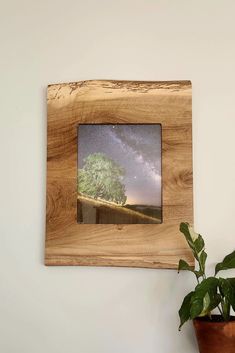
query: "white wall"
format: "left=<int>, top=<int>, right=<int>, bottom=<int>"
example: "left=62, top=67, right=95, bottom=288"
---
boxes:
left=1, top=1, right=235, bottom=352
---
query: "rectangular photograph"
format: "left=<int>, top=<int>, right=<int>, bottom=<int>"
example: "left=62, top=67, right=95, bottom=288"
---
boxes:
left=77, top=124, right=162, bottom=224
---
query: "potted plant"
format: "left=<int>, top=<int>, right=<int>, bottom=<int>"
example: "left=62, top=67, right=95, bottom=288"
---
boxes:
left=178, top=222, right=235, bottom=353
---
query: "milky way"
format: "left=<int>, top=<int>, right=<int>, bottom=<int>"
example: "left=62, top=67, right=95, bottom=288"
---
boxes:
left=78, top=124, right=162, bottom=206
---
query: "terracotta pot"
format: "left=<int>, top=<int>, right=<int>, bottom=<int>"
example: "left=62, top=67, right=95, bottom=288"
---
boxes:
left=193, top=316, right=235, bottom=353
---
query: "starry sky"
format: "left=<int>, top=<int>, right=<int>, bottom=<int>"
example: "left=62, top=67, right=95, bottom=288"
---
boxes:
left=78, top=124, right=162, bottom=206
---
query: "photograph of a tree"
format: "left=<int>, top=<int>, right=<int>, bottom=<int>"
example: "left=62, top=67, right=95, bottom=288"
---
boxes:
left=78, top=153, right=127, bottom=205
left=77, top=124, right=162, bottom=224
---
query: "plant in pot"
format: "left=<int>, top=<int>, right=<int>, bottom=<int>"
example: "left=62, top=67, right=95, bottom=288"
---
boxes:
left=178, top=222, right=235, bottom=353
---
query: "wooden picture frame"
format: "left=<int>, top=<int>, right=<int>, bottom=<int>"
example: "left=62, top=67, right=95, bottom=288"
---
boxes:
left=45, top=80, right=193, bottom=268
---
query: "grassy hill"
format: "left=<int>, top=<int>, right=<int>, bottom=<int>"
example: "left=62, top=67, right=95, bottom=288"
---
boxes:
left=77, top=194, right=161, bottom=224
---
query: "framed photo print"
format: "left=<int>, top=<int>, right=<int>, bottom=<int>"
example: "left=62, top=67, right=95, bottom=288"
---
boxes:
left=45, top=80, right=193, bottom=268
left=77, top=123, right=162, bottom=224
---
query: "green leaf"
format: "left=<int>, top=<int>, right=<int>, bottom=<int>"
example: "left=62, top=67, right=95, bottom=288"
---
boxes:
left=178, top=259, right=203, bottom=279
left=179, top=278, right=221, bottom=329
left=190, top=297, right=203, bottom=319
left=179, top=223, right=205, bottom=264
left=219, top=278, right=233, bottom=300
left=178, top=259, right=192, bottom=272
left=195, top=277, right=219, bottom=296
left=190, top=278, right=220, bottom=317
left=219, top=279, right=232, bottom=321
left=227, top=278, right=235, bottom=311
left=200, top=251, right=207, bottom=273
left=208, top=293, right=221, bottom=312
left=215, top=250, right=235, bottom=275
left=198, top=292, right=210, bottom=317
left=221, top=299, right=230, bottom=321
left=194, top=235, right=205, bottom=254
left=179, top=223, right=198, bottom=250
left=221, top=278, right=235, bottom=312
left=178, top=292, right=194, bottom=330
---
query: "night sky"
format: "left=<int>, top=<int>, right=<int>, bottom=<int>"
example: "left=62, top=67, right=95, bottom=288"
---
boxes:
left=78, top=124, right=162, bottom=206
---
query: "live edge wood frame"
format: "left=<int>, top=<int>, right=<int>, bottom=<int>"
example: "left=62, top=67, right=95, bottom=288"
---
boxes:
left=45, top=80, right=193, bottom=269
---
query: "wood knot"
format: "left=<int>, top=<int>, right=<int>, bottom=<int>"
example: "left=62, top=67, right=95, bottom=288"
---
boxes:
left=116, top=225, right=123, bottom=230
left=177, top=170, right=192, bottom=188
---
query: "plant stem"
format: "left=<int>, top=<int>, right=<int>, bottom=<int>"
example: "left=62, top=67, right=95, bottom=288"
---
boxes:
left=217, top=305, right=224, bottom=318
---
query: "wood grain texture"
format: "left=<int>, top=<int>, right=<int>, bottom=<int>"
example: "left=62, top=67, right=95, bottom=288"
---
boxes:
left=45, top=80, right=194, bottom=268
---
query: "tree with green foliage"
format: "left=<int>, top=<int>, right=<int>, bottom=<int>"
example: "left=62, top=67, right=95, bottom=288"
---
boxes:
left=78, top=153, right=127, bottom=205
